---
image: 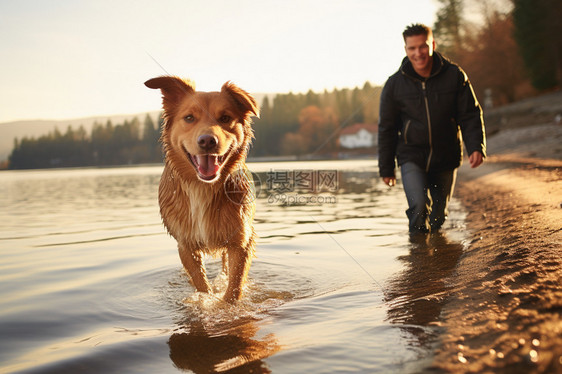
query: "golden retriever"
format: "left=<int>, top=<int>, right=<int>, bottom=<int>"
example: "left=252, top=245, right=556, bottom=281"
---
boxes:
left=145, top=76, right=259, bottom=302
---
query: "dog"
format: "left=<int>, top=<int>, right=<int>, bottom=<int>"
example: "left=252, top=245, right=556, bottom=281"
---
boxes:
left=145, top=76, right=259, bottom=302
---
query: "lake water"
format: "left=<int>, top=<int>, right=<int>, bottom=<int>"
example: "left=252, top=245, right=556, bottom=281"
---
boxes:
left=0, top=160, right=470, bottom=373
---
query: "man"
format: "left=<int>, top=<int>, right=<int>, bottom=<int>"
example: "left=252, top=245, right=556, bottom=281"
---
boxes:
left=378, top=23, right=486, bottom=233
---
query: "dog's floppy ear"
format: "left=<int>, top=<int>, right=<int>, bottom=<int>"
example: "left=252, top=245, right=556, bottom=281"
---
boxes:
left=221, top=82, right=260, bottom=120
left=145, top=76, right=195, bottom=114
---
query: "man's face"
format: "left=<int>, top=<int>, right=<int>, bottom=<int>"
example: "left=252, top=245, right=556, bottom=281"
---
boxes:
left=404, top=34, right=435, bottom=76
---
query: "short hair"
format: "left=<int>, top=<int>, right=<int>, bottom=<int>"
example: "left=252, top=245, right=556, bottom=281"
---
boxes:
left=402, top=23, right=433, bottom=42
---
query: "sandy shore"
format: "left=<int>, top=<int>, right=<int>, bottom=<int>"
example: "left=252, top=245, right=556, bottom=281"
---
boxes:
left=432, top=123, right=562, bottom=373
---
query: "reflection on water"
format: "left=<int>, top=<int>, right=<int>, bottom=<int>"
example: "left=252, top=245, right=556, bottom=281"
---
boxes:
left=169, top=319, right=279, bottom=373
left=162, top=266, right=288, bottom=374
left=385, top=233, right=465, bottom=350
left=0, top=160, right=469, bottom=373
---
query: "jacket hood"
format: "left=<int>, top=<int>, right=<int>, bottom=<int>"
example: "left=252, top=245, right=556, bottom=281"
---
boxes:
left=400, top=51, right=449, bottom=80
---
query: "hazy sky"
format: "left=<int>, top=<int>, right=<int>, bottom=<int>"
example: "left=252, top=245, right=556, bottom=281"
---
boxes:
left=0, top=0, right=437, bottom=122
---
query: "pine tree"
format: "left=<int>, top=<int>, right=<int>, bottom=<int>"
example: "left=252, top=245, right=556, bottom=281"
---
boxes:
left=433, top=0, right=464, bottom=61
left=512, top=0, right=562, bottom=90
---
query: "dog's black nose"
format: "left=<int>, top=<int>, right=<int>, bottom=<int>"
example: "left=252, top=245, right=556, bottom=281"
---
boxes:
left=197, top=134, right=218, bottom=151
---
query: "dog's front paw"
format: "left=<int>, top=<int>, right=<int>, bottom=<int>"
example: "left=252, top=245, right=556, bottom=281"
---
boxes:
left=222, top=289, right=242, bottom=304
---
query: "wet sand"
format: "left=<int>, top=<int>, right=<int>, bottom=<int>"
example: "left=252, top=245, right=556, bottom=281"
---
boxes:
left=433, top=124, right=562, bottom=373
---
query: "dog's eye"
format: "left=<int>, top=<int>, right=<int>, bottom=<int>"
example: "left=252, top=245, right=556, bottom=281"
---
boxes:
left=218, top=115, right=232, bottom=124
left=184, top=115, right=195, bottom=124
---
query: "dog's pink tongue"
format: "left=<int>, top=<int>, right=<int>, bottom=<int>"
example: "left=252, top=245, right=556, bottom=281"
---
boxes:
left=196, top=155, right=219, bottom=177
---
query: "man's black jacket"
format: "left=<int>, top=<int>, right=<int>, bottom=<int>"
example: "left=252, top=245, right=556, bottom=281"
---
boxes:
left=378, top=51, right=486, bottom=178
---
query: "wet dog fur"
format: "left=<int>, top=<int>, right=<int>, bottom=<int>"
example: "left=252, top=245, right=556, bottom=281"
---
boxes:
left=145, top=76, right=259, bottom=302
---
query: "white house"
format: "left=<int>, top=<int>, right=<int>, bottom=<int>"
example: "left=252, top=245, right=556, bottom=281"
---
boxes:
left=339, top=124, right=378, bottom=149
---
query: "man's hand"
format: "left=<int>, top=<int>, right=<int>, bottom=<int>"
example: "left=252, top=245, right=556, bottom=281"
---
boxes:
left=383, top=177, right=396, bottom=187
left=469, top=151, right=484, bottom=168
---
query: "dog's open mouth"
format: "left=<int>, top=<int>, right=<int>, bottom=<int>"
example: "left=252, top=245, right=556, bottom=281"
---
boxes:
left=185, top=148, right=229, bottom=182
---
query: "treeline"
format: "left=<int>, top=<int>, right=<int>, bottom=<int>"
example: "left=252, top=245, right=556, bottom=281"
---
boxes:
left=7, top=82, right=382, bottom=169
left=252, top=81, right=381, bottom=157
left=8, top=115, right=163, bottom=169
left=433, top=0, right=562, bottom=107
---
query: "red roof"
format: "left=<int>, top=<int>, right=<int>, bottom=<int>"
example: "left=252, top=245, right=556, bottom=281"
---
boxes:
left=340, top=123, right=378, bottom=136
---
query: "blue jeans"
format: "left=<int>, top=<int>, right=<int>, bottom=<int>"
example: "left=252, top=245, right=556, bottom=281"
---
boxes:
left=400, top=162, right=457, bottom=233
